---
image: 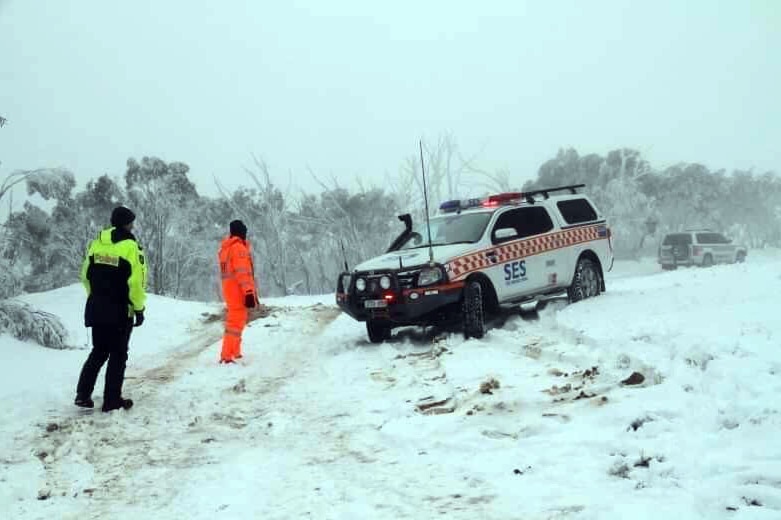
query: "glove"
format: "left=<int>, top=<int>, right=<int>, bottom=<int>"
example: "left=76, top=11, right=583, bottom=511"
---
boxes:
left=134, top=310, right=145, bottom=327
left=244, top=294, right=257, bottom=309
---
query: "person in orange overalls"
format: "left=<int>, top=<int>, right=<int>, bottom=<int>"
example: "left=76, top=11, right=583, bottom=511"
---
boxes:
left=218, top=220, right=258, bottom=364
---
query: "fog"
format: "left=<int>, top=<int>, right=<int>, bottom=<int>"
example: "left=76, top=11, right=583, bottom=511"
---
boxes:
left=2, top=0, right=778, bottom=195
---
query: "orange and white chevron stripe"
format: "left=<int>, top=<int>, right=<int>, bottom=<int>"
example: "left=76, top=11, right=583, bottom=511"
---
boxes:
left=446, top=224, right=606, bottom=281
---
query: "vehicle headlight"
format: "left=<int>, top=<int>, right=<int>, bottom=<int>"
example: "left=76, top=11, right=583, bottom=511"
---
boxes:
left=380, top=275, right=391, bottom=290
left=417, top=267, right=442, bottom=286
left=355, top=278, right=366, bottom=292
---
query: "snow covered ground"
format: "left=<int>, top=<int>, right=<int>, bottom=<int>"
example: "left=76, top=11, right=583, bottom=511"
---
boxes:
left=2, top=253, right=780, bottom=519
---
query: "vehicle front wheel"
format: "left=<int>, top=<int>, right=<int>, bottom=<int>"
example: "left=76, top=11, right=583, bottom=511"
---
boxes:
left=462, top=280, right=486, bottom=339
left=568, top=257, right=602, bottom=303
left=736, top=252, right=746, bottom=263
left=366, top=320, right=392, bottom=344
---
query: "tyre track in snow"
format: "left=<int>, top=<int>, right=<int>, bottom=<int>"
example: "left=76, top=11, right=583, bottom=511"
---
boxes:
left=29, top=304, right=341, bottom=518
left=259, top=310, right=618, bottom=519
left=360, top=307, right=658, bottom=518
left=28, top=298, right=659, bottom=519
left=372, top=306, right=642, bottom=422
left=29, top=316, right=238, bottom=515
left=228, top=326, right=471, bottom=519
left=242, top=302, right=661, bottom=519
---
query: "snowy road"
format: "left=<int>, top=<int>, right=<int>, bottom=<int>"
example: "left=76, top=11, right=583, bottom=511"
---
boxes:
left=2, top=254, right=781, bottom=519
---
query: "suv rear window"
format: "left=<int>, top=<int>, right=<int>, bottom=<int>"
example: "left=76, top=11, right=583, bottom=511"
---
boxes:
left=557, top=199, right=598, bottom=225
left=696, top=233, right=729, bottom=244
left=662, top=233, right=692, bottom=246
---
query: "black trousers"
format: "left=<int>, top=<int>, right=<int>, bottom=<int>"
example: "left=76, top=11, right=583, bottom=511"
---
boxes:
left=76, top=320, right=133, bottom=403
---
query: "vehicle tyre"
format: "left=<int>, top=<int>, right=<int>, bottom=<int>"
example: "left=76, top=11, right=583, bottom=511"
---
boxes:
left=662, top=264, right=677, bottom=271
left=462, top=280, right=486, bottom=339
left=568, top=257, right=602, bottom=303
left=366, top=320, right=392, bottom=344
left=702, top=254, right=714, bottom=267
left=736, top=251, right=746, bottom=263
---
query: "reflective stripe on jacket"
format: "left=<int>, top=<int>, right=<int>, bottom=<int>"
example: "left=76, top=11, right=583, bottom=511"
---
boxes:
left=81, top=226, right=147, bottom=326
left=219, top=236, right=258, bottom=305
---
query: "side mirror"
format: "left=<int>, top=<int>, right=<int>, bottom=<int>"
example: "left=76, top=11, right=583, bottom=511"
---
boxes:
left=495, top=228, right=519, bottom=241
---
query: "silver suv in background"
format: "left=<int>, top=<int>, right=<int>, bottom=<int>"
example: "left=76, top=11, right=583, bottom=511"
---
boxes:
left=658, top=230, right=747, bottom=270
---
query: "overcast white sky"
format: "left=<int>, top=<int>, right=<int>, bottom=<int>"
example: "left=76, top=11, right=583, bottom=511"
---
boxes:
left=1, top=0, right=779, bottom=198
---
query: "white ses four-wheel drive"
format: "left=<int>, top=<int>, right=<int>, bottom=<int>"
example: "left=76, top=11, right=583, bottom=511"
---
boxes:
left=336, top=184, right=614, bottom=343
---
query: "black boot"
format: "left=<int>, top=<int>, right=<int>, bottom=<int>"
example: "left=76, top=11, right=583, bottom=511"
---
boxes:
left=75, top=396, right=94, bottom=408
left=102, top=398, right=133, bottom=412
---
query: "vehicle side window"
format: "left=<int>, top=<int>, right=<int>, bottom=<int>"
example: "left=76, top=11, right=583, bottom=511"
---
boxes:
left=492, top=207, right=554, bottom=244
left=556, top=198, right=598, bottom=225
left=696, top=233, right=729, bottom=244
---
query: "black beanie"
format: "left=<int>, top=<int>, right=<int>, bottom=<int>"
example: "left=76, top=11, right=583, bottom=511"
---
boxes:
left=229, top=219, right=247, bottom=239
left=111, top=206, right=136, bottom=227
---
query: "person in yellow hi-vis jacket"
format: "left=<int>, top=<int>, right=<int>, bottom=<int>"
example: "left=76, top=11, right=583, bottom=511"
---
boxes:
left=75, top=206, right=147, bottom=412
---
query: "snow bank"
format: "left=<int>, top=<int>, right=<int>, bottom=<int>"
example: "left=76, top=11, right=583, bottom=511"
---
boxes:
left=2, top=254, right=780, bottom=518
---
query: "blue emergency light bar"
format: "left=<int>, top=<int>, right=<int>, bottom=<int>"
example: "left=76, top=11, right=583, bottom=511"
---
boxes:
left=439, top=195, right=520, bottom=213
left=438, top=199, right=462, bottom=212
left=438, top=198, right=484, bottom=213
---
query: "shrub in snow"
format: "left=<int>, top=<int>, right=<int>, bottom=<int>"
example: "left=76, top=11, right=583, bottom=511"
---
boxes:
left=0, top=259, right=25, bottom=299
left=0, top=300, right=70, bottom=349
left=608, top=461, right=631, bottom=479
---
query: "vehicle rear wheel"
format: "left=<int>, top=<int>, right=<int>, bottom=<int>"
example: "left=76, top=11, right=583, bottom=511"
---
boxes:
left=568, top=257, right=602, bottom=303
left=662, top=264, right=677, bottom=271
left=736, top=251, right=746, bottom=263
left=366, top=320, right=392, bottom=344
left=702, top=254, right=714, bottom=267
left=462, top=280, right=486, bottom=339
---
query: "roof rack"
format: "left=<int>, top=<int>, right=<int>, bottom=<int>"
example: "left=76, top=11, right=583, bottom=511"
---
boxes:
left=523, top=184, right=585, bottom=204
left=438, top=184, right=587, bottom=213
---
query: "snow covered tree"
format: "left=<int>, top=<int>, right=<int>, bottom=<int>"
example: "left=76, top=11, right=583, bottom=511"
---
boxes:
left=392, top=134, right=480, bottom=222
left=163, top=201, right=221, bottom=300
left=0, top=169, right=81, bottom=291
left=0, top=165, right=71, bottom=346
left=292, top=186, right=400, bottom=291
left=216, top=157, right=292, bottom=297
left=591, top=150, right=656, bottom=258
left=721, top=170, right=781, bottom=248
left=125, top=157, right=199, bottom=295
left=526, top=148, right=657, bottom=258
left=0, top=171, right=29, bottom=290
left=0, top=170, right=30, bottom=208
left=77, top=174, right=125, bottom=230
left=27, top=169, right=86, bottom=288
left=531, top=148, right=583, bottom=189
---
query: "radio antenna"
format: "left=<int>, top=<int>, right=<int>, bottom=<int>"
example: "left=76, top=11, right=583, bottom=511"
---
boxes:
left=340, top=239, right=349, bottom=271
left=419, top=139, right=434, bottom=265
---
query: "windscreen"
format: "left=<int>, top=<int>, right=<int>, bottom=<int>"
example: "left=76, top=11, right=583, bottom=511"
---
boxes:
left=397, top=213, right=492, bottom=250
